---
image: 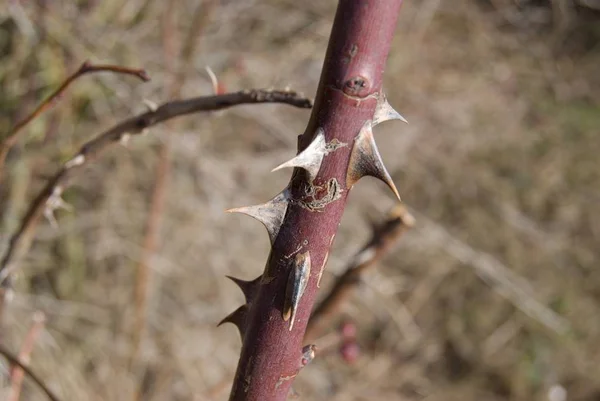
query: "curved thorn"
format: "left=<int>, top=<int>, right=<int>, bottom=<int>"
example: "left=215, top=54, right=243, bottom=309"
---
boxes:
left=226, top=275, right=262, bottom=304
left=226, top=189, right=290, bottom=245
left=218, top=304, right=249, bottom=340
left=346, top=121, right=401, bottom=201
left=373, top=93, right=408, bottom=126
left=205, top=65, right=220, bottom=95
left=143, top=98, right=158, bottom=112
left=272, top=129, right=326, bottom=182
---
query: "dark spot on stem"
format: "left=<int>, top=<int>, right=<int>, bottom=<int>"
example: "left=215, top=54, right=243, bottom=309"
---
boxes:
left=343, top=76, right=370, bottom=97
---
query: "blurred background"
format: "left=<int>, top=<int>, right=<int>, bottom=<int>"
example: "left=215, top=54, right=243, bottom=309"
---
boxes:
left=1, top=0, right=599, bottom=400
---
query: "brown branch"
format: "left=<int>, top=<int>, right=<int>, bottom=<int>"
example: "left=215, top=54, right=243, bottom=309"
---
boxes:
left=8, top=311, right=46, bottom=401
left=0, top=89, right=312, bottom=288
left=0, top=61, right=149, bottom=180
left=305, top=205, right=415, bottom=341
left=0, top=343, right=60, bottom=401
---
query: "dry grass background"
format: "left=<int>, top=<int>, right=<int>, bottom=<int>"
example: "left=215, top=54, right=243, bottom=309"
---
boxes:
left=1, top=0, right=599, bottom=400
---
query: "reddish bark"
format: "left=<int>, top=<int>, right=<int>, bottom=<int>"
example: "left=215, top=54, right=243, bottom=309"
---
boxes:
left=227, top=1, right=405, bottom=400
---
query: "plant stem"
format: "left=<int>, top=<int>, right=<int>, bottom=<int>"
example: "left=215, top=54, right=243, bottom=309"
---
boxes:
left=226, top=1, right=404, bottom=400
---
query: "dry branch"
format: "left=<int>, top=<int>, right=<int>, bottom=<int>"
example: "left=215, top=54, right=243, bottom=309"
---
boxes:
left=0, top=343, right=60, bottom=401
left=305, top=204, right=415, bottom=341
left=0, top=61, right=149, bottom=180
left=0, top=89, right=312, bottom=289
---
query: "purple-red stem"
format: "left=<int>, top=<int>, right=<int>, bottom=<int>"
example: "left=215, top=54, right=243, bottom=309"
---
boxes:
left=227, top=1, right=404, bottom=400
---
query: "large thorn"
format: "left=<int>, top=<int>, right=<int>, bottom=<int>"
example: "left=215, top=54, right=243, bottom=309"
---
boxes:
left=373, top=93, right=408, bottom=126
left=226, top=189, right=290, bottom=245
left=226, top=275, right=262, bottom=304
left=347, top=121, right=401, bottom=201
left=218, top=304, right=249, bottom=340
left=272, top=129, right=326, bottom=182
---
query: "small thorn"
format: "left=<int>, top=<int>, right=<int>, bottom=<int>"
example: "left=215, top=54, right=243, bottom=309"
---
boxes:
left=373, top=93, right=408, bottom=126
left=218, top=304, right=249, bottom=340
left=143, top=99, right=158, bottom=112
left=347, top=121, right=401, bottom=201
left=272, top=129, right=326, bottom=182
left=44, top=187, right=73, bottom=228
left=226, top=275, right=261, bottom=304
left=226, top=189, right=290, bottom=245
left=64, top=154, right=85, bottom=169
left=205, top=66, right=220, bottom=95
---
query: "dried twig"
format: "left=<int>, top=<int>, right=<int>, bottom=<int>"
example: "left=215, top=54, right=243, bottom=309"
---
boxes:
left=305, top=205, right=415, bottom=341
left=0, top=343, right=60, bottom=401
left=8, top=311, right=46, bottom=401
left=0, top=89, right=312, bottom=289
left=412, top=210, right=571, bottom=335
left=0, top=61, right=150, bottom=180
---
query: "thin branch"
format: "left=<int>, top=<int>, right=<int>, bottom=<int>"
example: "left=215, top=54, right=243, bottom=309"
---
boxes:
left=0, top=89, right=312, bottom=287
left=0, top=343, right=60, bottom=401
left=412, top=210, right=571, bottom=335
left=305, top=205, right=415, bottom=341
left=9, top=311, right=46, bottom=401
left=0, top=61, right=149, bottom=179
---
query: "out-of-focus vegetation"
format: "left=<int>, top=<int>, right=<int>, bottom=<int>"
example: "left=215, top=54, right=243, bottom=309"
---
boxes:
left=0, top=1, right=599, bottom=400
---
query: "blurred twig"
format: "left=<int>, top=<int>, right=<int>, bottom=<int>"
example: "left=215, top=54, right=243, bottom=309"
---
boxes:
left=411, top=210, right=572, bottom=336
left=0, top=89, right=312, bottom=286
left=0, top=88, right=312, bottom=337
left=131, top=1, right=219, bottom=399
left=305, top=204, right=415, bottom=341
left=8, top=311, right=46, bottom=401
left=0, top=343, right=59, bottom=401
left=130, top=1, right=180, bottom=385
left=0, top=61, right=150, bottom=182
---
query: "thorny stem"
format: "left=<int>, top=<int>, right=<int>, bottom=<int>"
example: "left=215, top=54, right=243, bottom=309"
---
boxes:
left=226, top=1, right=404, bottom=400
left=305, top=205, right=415, bottom=341
left=0, top=89, right=312, bottom=317
left=0, top=61, right=149, bottom=182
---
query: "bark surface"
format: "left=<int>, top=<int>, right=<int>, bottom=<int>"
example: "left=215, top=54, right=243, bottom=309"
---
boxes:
left=227, top=1, right=405, bottom=400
